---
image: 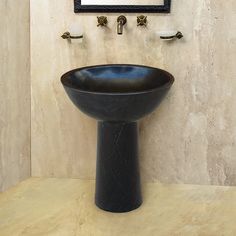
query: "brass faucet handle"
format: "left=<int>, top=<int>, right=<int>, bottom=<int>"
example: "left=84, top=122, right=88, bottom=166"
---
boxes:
left=97, top=16, right=108, bottom=27
left=137, top=15, right=147, bottom=26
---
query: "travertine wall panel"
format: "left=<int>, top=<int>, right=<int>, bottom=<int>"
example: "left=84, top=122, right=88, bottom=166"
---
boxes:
left=31, top=0, right=236, bottom=185
left=0, top=0, right=31, bottom=191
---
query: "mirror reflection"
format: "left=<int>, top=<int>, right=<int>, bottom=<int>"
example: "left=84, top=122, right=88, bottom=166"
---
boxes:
left=81, top=0, right=164, bottom=5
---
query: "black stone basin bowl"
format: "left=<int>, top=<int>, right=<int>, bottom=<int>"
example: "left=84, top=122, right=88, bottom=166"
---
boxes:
left=61, top=64, right=174, bottom=213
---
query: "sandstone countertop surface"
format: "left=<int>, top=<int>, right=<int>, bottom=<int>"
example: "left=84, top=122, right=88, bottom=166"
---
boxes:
left=0, top=178, right=235, bottom=236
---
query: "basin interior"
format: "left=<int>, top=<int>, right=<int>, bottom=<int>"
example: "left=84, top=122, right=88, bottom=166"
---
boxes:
left=61, top=65, right=173, bottom=93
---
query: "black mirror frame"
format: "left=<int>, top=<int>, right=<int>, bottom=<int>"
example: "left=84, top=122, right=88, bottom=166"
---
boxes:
left=74, top=0, right=171, bottom=13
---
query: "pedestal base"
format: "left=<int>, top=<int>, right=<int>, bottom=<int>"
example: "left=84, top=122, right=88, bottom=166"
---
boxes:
left=95, top=121, right=142, bottom=213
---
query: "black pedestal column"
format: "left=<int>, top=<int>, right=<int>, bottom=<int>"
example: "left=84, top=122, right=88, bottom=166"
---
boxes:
left=95, top=121, right=142, bottom=213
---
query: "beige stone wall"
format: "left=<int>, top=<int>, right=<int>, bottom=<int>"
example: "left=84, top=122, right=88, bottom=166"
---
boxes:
left=31, top=0, right=236, bottom=185
left=0, top=0, right=31, bottom=192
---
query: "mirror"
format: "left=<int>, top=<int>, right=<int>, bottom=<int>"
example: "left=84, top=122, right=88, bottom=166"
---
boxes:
left=81, top=0, right=164, bottom=5
left=74, top=0, right=171, bottom=13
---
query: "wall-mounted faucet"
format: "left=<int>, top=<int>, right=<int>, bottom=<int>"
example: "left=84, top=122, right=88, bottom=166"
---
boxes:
left=117, top=15, right=127, bottom=35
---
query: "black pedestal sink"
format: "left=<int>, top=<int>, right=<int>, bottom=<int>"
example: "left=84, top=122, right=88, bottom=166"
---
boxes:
left=61, top=64, right=174, bottom=213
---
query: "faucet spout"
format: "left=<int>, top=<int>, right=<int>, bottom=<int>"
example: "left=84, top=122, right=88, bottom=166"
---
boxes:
left=117, top=15, right=127, bottom=35
left=117, top=22, right=123, bottom=35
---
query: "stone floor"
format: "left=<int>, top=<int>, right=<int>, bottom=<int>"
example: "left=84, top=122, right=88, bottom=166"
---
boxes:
left=0, top=178, right=236, bottom=236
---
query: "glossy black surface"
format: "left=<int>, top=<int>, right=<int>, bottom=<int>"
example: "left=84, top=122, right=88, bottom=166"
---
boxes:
left=96, top=122, right=141, bottom=212
left=61, top=64, right=174, bottom=121
left=61, top=64, right=174, bottom=213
